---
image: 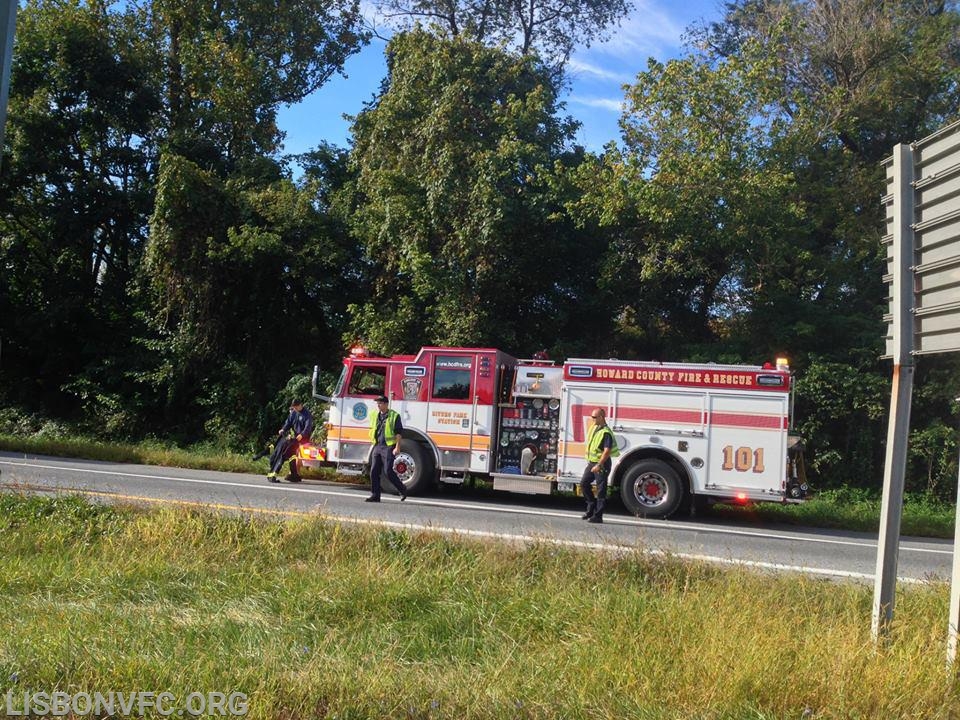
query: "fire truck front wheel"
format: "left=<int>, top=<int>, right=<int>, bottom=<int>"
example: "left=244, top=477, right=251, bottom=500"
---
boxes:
left=620, top=459, right=685, bottom=519
left=391, top=442, right=435, bottom=496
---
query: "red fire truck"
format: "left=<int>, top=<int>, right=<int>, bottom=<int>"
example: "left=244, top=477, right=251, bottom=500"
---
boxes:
left=300, top=345, right=807, bottom=518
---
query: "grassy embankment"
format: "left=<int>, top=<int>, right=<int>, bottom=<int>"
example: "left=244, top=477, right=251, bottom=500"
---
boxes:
left=0, top=432, right=955, bottom=538
left=1, top=492, right=958, bottom=719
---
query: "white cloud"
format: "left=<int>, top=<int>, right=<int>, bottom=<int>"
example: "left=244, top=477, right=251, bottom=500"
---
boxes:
left=568, top=95, right=625, bottom=113
left=590, top=0, right=688, bottom=60
left=566, top=59, right=634, bottom=84
left=562, top=0, right=708, bottom=114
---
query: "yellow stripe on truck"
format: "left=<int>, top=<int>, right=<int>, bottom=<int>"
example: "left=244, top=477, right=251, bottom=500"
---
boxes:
left=331, top=425, right=490, bottom=451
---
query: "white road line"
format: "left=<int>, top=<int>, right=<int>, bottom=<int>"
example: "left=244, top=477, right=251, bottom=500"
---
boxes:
left=0, top=458, right=950, bottom=557
left=3, top=476, right=933, bottom=585
left=299, top=515, right=933, bottom=584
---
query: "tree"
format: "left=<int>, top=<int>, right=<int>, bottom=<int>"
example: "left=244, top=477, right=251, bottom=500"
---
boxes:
left=1, top=0, right=370, bottom=441
left=144, top=0, right=368, bottom=165
left=570, top=43, right=803, bottom=360
left=141, top=153, right=361, bottom=440
left=136, top=0, right=370, bottom=440
left=688, top=2, right=960, bottom=363
left=0, top=0, right=160, bottom=426
left=698, top=0, right=960, bottom=161
left=373, top=0, right=631, bottom=68
left=343, top=29, right=603, bottom=355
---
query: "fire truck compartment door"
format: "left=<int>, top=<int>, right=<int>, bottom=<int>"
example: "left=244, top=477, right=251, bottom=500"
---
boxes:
left=560, top=387, right=611, bottom=475
left=705, top=393, right=787, bottom=493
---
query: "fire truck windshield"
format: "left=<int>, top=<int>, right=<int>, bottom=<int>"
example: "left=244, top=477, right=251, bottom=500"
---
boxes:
left=348, top=365, right=387, bottom=397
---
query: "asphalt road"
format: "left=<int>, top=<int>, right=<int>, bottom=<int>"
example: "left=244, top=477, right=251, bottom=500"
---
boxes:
left=0, top=451, right=952, bottom=584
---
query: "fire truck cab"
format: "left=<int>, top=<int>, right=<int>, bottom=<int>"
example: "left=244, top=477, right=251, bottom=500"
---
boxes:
left=305, top=345, right=807, bottom=518
left=317, top=346, right=514, bottom=494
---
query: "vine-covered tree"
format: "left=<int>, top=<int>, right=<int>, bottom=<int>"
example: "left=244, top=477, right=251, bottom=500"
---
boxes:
left=0, top=0, right=160, bottom=426
left=343, top=29, right=604, bottom=355
left=137, top=0, right=369, bottom=438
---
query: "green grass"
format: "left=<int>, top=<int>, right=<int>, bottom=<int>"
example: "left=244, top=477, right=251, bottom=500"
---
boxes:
left=0, top=432, right=337, bottom=479
left=1, top=492, right=959, bottom=719
left=1, top=432, right=956, bottom=537
left=0, top=432, right=261, bottom=472
left=715, top=487, right=956, bottom=538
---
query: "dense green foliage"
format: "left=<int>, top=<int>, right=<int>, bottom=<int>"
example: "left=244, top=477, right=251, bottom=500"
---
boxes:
left=2, top=0, right=960, bottom=497
left=2, top=0, right=367, bottom=444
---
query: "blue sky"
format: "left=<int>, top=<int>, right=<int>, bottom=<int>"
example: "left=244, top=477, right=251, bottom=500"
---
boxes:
left=277, top=0, right=725, bottom=157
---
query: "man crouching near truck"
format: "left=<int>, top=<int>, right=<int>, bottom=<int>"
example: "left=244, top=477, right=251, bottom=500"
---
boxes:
left=267, top=399, right=314, bottom=483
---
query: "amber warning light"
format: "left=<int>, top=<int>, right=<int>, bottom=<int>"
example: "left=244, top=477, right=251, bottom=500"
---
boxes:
left=299, top=444, right=325, bottom=461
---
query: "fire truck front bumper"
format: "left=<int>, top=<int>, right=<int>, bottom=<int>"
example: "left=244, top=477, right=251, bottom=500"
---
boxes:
left=296, top=443, right=336, bottom=471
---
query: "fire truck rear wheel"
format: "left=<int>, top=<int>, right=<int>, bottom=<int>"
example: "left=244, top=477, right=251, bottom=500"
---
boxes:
left=390, top=442, right=435, bottom=496
left=620, top=459, right=685, bottom=519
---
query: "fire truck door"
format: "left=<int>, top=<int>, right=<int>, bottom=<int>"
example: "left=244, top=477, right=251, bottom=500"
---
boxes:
left=329, top=365, right=347, bottom=449
left=334, top=362, right=391, bottom=465
left=706, top=393, right=788, bottom=494
left=425, top=353, right=491, bottom=472
left=560, top=386, right=612, bottom=478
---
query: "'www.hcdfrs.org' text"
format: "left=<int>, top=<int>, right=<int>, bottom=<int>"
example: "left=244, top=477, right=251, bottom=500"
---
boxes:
left=4, top=691, right=249, bottom=716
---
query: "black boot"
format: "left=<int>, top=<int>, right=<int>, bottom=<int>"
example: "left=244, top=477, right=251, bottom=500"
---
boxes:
left=589, top=498, right=606, bottom=523
left=587, top=495, right=607, bottom=523
left=287, top=459, right=302, bottom=482
left=581, top=502, right=595, bottom=520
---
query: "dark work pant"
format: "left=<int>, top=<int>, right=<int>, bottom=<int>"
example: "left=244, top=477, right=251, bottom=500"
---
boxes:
left=580, top=462, right=610, bottom=515
left=369, top=445, right=406, bottom=498
left=269, top=437, right=300, bottom=474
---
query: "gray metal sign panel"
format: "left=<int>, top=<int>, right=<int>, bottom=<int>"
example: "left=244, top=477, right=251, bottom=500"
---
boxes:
left=881, top=119, right=960, bottom=357
left=876, top=124, right=960, bottom=665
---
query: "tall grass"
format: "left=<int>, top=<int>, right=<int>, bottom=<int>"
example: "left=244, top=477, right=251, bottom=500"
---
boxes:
left=1, top=493, right=959, bottom=719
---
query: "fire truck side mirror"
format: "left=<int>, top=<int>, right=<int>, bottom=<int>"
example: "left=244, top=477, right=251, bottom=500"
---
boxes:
left=311, top=365, right=331, bottom=402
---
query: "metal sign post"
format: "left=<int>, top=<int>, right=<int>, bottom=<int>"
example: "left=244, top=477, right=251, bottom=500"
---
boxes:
left=872, top=144, right=915, bottom=642
left=0, top=0, right=17, bottom=172
left=948, top=398, right=960, bottom=665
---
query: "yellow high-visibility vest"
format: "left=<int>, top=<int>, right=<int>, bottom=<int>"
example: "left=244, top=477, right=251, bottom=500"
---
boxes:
left=586, top=424, right=619, bottom=462
left=369, top=409, right=399, bottom=446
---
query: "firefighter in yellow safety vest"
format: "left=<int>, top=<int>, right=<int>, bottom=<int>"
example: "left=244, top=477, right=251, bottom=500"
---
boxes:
left=365, top=395, right=408, bottom=502
left=579, top=408, right=619, bottom=523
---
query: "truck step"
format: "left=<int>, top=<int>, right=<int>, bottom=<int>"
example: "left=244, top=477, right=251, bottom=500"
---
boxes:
left=336, top=464, right=365, bottom=476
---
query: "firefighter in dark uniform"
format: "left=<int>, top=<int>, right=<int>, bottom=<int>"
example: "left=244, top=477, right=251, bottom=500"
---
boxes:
left=366, top=395, right=408, bottom=502
left=267, top=400, right=314, bottom=483
left=580, top=407, right=617, bottom=523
